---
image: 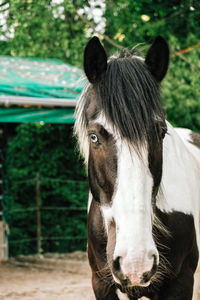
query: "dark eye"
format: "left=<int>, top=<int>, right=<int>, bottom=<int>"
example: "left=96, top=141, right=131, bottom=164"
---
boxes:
left=90, top=133, right=99, bottom=144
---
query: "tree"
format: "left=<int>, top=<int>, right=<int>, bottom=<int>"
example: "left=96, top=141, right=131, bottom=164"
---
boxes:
left=162, top=35, right=200, bottom=132
left=0, top=0, right=91, bottom=67
left=103, top=0, right=200, bottom=55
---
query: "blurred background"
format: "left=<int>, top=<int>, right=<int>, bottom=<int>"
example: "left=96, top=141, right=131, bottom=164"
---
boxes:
left=0, top=0, right=199, bottom=260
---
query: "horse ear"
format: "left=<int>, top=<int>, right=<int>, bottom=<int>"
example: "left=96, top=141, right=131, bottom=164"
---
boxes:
left=84, top=36, right=107, bottom=84
left=145, top=36, right=169, bottom=82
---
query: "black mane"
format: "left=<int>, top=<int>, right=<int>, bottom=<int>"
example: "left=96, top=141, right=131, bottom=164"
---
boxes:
left=93, top=49, right=166, bottom=145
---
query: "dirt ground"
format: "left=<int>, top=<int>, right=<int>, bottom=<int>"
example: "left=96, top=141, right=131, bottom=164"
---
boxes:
left=0, top=252, right=94, bottom=300
left=1, top=253, right=199, bottom=300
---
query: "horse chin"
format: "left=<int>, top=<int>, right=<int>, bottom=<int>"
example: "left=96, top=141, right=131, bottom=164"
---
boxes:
left=124, top=280, right=151, bottom=289
left=113, top=273, right=152, bottom=289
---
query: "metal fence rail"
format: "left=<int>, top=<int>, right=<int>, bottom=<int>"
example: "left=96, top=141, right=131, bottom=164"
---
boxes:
left=5, top=172, right=88, bottom=257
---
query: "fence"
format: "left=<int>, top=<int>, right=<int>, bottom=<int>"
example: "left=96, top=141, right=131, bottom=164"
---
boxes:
left=5, top=172, right=88, bottom=257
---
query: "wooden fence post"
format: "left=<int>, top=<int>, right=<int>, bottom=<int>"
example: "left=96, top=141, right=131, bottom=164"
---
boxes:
left=0, top=127, right=8, bottom=260
left=0, top=218, right=5, bottom=260
left=0, top=218, right=8, bottom=260
left=36, top=172, right=42, bottom=255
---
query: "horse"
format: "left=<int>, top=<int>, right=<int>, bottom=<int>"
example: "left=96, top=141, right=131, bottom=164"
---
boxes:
left=74, top=36, right=200, bottom=300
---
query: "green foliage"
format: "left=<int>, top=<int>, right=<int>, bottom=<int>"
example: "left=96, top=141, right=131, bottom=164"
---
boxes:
left=103, top=0, right=200, bottom=54
left=1, top=0, right=200, bottom=257
left=0, top=0, right=90, bottom=67
left=162, top=35, right=200, bottom=132
left=6, top=124, right=88, bottom=256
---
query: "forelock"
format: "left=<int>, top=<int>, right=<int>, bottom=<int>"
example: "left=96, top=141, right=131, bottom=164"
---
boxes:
left=74, top=50, right=166, bottom=160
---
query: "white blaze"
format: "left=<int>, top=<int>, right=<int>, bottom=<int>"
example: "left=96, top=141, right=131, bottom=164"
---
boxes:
left=102, top=140, right=158, bottom=283
left=91, top=113, right=158, bottom=284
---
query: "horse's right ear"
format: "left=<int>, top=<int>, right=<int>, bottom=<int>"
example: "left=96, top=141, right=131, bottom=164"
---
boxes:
left=84, top=36, right=107, bottom=84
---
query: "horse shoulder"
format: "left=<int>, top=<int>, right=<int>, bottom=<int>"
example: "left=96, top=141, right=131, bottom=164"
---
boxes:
left=174, top=128, right=200, bottom=166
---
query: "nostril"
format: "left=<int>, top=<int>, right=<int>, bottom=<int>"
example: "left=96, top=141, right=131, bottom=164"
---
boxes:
left=112, top=256, right=121, bottom=272
left=151, top=254, right=158, bottom=274
left=148, top=250, right=158, bottom=269
left=141, top=253, right=158, bottom=284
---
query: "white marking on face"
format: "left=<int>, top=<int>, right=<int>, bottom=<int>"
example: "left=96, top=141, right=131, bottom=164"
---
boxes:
left=101, top=204, right=113, bottom=233
left=95, top=112, right=158, bottom=284
left=111, top=141, right=157, bottom=282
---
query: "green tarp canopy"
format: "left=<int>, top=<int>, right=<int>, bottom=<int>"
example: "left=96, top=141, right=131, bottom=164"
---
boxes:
left=0, top=107, right=75, bottom=124
left=0, top=56, right=86, bottom=123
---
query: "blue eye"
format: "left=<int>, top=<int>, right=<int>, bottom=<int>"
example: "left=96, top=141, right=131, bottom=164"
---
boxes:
left=90, top=133, right=99, bottom=144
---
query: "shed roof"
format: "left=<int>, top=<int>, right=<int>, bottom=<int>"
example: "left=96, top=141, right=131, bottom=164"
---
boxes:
left=0, top=56, right=86, bottom=123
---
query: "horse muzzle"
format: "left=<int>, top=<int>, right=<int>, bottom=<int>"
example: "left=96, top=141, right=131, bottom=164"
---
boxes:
left=112, top=252, right=158, bottom=287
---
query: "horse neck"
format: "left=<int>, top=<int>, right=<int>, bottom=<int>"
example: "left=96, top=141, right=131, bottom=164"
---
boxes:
left=157, top=121, right=200, bottom=214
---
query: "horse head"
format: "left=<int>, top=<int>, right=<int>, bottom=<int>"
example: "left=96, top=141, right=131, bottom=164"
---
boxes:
left=75, top=36, right=169, bottom=288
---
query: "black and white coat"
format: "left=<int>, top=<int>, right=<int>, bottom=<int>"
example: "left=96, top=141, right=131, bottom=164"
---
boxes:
left=75, top=36, right=200, bottom=300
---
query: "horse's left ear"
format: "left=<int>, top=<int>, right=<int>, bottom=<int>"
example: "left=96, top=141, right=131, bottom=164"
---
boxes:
left=84, top=36, right=107, bottom=84
left=145, top=36, right=169, bottom=82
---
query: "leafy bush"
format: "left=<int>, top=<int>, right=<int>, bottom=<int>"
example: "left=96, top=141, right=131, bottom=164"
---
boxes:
left=162, top=35, right=200, bottom=132
left=6, top=123, right=88, bottom=256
